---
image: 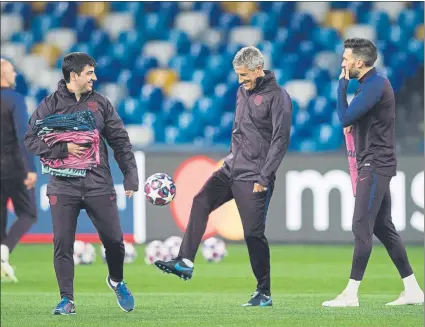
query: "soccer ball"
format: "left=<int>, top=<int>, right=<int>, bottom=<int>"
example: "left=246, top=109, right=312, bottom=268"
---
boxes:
left=144, top=173, right=176, bottom=206
left=163, top=236, right=182, bottom=261
left=201, top=237, right=227, bottom=263
left=100, top=241, right=137, bottom=264
left=144, top=240, right=168, bottom=265
left=73, top=241, right=96, bottom=265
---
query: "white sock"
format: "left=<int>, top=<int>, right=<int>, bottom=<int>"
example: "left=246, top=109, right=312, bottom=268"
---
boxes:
left=182, top=258, right=194, bottom=268
left=1, top=244, right=9, bottom=262
left=110, top=279, right=119, bottom=287
left=403, top=274, right=421, bottom=293
left=344, top=279, right=361, bottom=296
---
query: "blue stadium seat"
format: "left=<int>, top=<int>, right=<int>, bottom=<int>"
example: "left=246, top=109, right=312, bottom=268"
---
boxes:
left=304, top=67, right=332, bottom=95
left=279, top=54, right=311, bottom=79
left=192, top=96, right=223, bottom=126
left=117, top=98, right=145, bottom=125
left=159, top=2, right=180, bottom=25
left=31, top=15, right=60, bottom=42
left=297, top=40, right=317, bottom=62
left=306, top=97, right=334, bottom=124
left=273, top=68, right=293, bottom=86
left=289, top=12, right=317, bottom=40
left=133, top=56, right=159, bottom=83
left=74, top=15, right=97, bottom=43
left=360, top=11, right=391, bottom=40
left=293, top=138, right=319, bottom=152
left=168, top=30, right=191, bottom=54
left=203, top=125, right=223, bottom=144
left=45, top=2, right=77, bottom=27
left=27, top=86, right=48, bottom=104
left=389, top=51, right=419, bottom=79
left=69, top=43, right=96, bottom=58
left=293, top=110, right=313, bottom=137
left=192, top=69, right=217, bottom=96
left=108, top=43, right=138, bottom=69
left=331, top=1, right=351, bottom=9
left=219, top=111, right=234, bottom=135
left=382, top=67, right=404, bottom=92
left=194, top=2, right=223, bottom=27
left=274, top=28, right=298, bottom=54
left=176, top=112, right=203, bottom=140
left=312, top=27, right=340, bottom=51
left=140, top=85, right=164, bottom=111
left=408, top=39, right=424, bottom=63
left=95, top=56, right=122, bottom=83
left=118, top=71, right=144, bottom=97
left=398, top=9, right=423, bottom=36
left=382, top=25, right=411, bottom=49
left=161, top=97, right=185, bottom=125
left=117, top=30, right=145, bottom=52
left=312, top=124, right=342, bottom=151
left=111, top=1, right=144, bottom=16
left=348, top=1, right=373, bottom=21
left=250, top=11, right=278, bottom=40
left=10, top=31, right=35, bottom=52
left=138, top=13, right=169, bottom=40
left=141, top=112, right=165, bottom=142
left=3, top=2, right=33, bottom=28
left=205, top=54, right=233, bottom=84
left=168, top=55, right=195, bottom=81
left=88, top=30, right=111, bottom=56
left=189, top=43, right=211, bottom=68
left=271, top=2, right=295, bottom=26
left=218, top=13, right=242, bottom=29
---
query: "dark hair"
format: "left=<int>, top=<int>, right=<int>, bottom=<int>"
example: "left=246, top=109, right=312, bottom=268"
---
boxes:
left=344, top=38, right=377, bottom=67
left=62, top=52, right=97, bottom=83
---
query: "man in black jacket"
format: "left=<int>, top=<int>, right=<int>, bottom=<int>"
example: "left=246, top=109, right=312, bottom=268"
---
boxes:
left=25, top=53, right=139, bottom=315
left=155, top=46, right=292, bottom=307
left=1, top=58, right=37, bottom=283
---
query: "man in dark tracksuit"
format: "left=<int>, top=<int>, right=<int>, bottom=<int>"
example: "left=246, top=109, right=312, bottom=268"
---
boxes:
left=322, top=38, right=423, bottom=307
left=155, top=46, right=292, bottom=307
left=0, top=58, right=37, bottom=282
left=24, top=53, right=139, bottom=314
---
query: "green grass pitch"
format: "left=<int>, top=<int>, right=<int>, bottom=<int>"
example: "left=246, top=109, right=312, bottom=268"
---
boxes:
left=1, top=244, right=423, bottom=327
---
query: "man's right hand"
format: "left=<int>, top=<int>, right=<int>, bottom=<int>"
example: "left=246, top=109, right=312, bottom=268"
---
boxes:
left=67, top=143, right=87, bottom=158
left=344, top=126, right=353, bottom=134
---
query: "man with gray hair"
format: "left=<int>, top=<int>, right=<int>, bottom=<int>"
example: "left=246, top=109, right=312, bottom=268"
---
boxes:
left=155, top=46, right=292, bottom=307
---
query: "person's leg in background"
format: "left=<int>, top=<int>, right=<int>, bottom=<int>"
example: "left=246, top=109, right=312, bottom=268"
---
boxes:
left=373, top=190, right=424, bottom=305
left=232, top=180, right=274, bottom=307
left=84, top=194, right=134, bottom=312
left=50, top=194, right=80, bottom=315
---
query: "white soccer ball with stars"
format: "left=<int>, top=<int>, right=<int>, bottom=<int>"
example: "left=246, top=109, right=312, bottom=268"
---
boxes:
left=100, top=241, right=137, bottom=264
left=144, top=240, right=168, bottom=265
left=163, top=236, right=183, bottom=261
left=201, top=237, right=227, bottom=263
left=73, top=240, right=96, bottom=265
left=144, top=173, right=176, bottom=206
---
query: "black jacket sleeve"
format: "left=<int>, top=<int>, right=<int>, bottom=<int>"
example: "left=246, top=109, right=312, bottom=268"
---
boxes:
left=24, top=98, right=69, bottom=159
left=258, top=88, right=292, bottom=187
left=104, top=99, right=139, bottom=191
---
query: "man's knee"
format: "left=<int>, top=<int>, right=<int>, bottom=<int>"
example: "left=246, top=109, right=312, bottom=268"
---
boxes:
left=352, top=220, right=373, bottom=245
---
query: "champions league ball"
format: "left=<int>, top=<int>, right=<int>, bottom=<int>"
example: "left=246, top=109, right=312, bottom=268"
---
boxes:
left=100, top=241, right=137, bottom=264
left=144, top=173, right=176, bottom=206
left=73, top=241, right=96, bottom=265
left=144, top=240, right=168, bottom=264
left=201, top=237, right=227, bottom=263
left=163, top=236, right=183, bottom=261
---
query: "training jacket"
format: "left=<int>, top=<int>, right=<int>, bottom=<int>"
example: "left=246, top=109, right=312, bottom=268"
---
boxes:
left=25, top=79, right=139, bottom=196
left=223, top=70, right=292, bottom=186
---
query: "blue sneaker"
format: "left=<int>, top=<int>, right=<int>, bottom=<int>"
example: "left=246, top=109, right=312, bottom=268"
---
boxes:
left=154, top=257, right=193, bottom=280
left=241, top=291, right=273, bottom=307
left=52, top=297, right=76, bottom=315
left=106, top=276, right=135, bottom=312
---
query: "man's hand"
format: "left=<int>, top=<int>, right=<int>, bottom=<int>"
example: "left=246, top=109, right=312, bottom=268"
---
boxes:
left=339, top=68, right=349, bottom=80
left=67, top=143, right=87, bottom=158
left=24, top=172, right=37, bottom=190
left=344, top=126, right=353, bottom=134
left=125, top=190, right=135, bottom=198
left=253, top=183, right=267, bottom=193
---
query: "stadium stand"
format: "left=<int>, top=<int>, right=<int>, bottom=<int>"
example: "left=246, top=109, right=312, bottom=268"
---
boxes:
left=1, top=1, right=423, bottom=152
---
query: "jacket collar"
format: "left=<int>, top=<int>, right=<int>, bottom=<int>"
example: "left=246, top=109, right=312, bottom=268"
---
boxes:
left=247, top=70, right=276, bottom=95
left=57, top=79, right=92, bottom=102
left=358, top=67, right=377, bottom=84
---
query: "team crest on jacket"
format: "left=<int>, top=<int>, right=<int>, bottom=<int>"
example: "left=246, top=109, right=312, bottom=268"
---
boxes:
left=88, top=101, right=98, bottom=112
left=254, top=95, right=263, bottom=106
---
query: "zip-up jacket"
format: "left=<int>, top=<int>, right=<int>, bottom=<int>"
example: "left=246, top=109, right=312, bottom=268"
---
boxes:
left=223, top=70, right=292, bottom=186
left=25, top=79, right=139, bottom=196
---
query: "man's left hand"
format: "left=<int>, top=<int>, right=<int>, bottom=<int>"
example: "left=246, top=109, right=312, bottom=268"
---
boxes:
left=24, top=172, right=37, bottom=190
left=125, top=190, right=135, bottom=198
left=253, top=183, right=267, bottom=193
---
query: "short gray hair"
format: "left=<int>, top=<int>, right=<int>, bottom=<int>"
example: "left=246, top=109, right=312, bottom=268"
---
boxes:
left=232, top=46, right=264, bottom=70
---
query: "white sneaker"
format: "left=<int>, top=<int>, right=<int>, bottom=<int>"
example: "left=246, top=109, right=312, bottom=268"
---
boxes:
left=322, top=292, right=359, bottom=307
left=1, top=259, right=18, bottom=283
left=386, top=290, right=424, bottom=306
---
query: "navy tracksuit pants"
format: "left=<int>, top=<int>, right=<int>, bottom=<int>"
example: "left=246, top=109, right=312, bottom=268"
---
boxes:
left=179, top=168, right=273, bottom=296
left=350, top=169, right=413, bottom=280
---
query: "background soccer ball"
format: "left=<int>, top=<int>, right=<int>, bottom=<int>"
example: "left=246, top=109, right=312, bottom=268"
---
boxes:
left=163, top=236, right=183, bottom=261
left=144, top=240, right=168, bottom=264
left=73, top=241, right=96, bottom=265
left=201, top=237, right=227, bottom=263
left=144, top=173, right=176, bottom=206
left=100, top=241, right=137, bottom=264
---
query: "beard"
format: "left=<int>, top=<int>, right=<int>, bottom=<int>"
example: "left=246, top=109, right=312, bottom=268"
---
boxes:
left=348, top=69, right=359, bottom=79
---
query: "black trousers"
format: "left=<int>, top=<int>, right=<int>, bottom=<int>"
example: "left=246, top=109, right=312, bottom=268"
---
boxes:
left=179, top=168, right=274, bottom=295
left=350, top=169, right=413, bottom=280
left=49, top=194, right=125, bottom=301
left=0, top=175, right=37, bottom=252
